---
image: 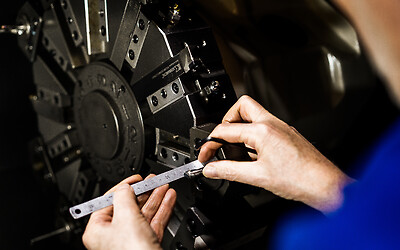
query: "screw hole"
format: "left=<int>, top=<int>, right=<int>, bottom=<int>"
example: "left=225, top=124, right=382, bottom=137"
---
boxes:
left=172, top=82, right=179, bottom=94
left=151, top=96, right=158, bottom=106
left=161, top=89, right=167, bottom=98
left=172, top=152, right=179, bottom=161
left=72, top=30, right=78, bottom=40
left=133, top=34, right=139, bottom=43
left=43, top=37, right=49, bottom=47
left=38, top=90, right=44, bottom=99
left=80, top=178, right=86, bottom=186
left=139, top=19, right=145, bottom=30
left=100, top=26, right=106, bottom=36
left=62, top=0, right=68, bottom=9
left=160, top=148, right=167, bottom=159
left=128, top=49, right=135, bottom=60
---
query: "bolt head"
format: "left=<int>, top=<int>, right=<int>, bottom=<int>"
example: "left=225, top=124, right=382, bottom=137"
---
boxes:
left=128, top=49, right=135, bottom=60
left=139, top=19, right=145, bottom=30
left=151, top=96, right=158, bottom=106
left=133, top=35, right=139, bottom=43
left=61, top=0, right=67, bottom=9
left=100, top=26, right=106, bottom=36
left=161, top=89, right=167, bottom=98
left=172, top=83, right=179, bottom=94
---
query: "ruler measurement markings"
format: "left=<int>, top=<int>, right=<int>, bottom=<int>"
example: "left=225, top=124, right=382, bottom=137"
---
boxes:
left=70, top=160, right=204, bottom=219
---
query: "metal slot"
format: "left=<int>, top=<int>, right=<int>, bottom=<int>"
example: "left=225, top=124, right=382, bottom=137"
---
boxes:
left=125, top=12, right=150, bottom=69
left=84, top=0, right=109, bottom=55
left=42, top=34, right=70, bottom=71
left=147, top=79, right=185, bottom=114
left=157, top=144, right=190, bottom=167
left=50, top=3, right=89, bottom=69
left=60, top=0, right=84, bottom=46
left=71, top=173, right=89, bottom=204
left=48, top=134, right=73, bottom=158
left=110, top=0, right=141, bottom=69
left=37, top=87, right=71, bottom=108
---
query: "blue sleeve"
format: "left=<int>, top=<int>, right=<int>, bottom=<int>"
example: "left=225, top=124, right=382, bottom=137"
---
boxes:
left=273, top=118, right=400, bottom=250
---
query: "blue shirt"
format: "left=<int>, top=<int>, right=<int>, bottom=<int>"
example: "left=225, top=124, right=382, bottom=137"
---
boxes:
left=275, top=118, right=400, bottom=250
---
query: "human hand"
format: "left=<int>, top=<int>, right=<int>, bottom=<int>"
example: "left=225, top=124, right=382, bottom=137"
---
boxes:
left=198, top=95, right=353, bottom=213
left=82, top=174, right=177, bottom=250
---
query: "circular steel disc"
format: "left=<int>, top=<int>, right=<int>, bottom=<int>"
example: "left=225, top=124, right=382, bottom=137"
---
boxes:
left=74, top=62, right=145, bottom=182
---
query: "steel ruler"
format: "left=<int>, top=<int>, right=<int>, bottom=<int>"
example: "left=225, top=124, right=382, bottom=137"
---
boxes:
left=69, top=160, right=205, bottom=219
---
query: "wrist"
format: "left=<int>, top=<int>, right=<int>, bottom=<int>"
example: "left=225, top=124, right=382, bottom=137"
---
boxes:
left=303, top=162, right=353, bottom=213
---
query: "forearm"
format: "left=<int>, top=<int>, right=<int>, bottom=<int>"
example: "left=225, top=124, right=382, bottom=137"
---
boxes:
left=333, top=0, right=400, bottom=99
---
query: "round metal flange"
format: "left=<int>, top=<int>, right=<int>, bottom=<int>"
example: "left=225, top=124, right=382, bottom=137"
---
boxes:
left=74, top=62, right=145, bottom=183
left=79, top=92, right=120, bottom=159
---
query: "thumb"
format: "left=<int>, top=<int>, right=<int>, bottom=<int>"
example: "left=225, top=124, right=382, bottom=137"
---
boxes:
left=112, top=183, right=140, bottom=222
left=203, top=160, right=256, bottom=186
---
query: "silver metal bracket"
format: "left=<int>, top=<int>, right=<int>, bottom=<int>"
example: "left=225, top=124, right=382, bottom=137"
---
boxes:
left=147, top=79, right=185, bottom=114
left=60, top=0, right=85, bottom=47
left=125, top=12, right=150, bottom=69
left=84, top=0, right=109, bottom=55
left=41, top=33, right=70, bottom=72
left=156, top=144, right=190, bottom=167
left=110, top=0, right=142, bottom=69
left=0, top=25, right=28, bottom=35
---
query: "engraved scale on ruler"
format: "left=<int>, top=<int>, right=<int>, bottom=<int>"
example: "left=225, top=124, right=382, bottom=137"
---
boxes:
left=69, top=160, right=204, bottom=219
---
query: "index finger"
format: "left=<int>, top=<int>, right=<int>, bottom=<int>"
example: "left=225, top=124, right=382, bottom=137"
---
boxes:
left=222, top=95, right=271, bottom=123
left=88, top=174, right=144, bottom=222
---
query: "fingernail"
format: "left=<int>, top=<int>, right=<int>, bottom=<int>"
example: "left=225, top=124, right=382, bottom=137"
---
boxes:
left=203, top=165, right=217, bottom=178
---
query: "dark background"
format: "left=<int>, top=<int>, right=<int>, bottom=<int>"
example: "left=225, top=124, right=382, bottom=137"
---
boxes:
left=1, top=1, right=399, bottom=250
left=0, top=1, right=55, bottom=249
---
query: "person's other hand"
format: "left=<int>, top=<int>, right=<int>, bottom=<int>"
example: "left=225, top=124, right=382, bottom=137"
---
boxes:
left=82, top=174, right=177, bottom=250
left=198, top=95, right=353, bottom=213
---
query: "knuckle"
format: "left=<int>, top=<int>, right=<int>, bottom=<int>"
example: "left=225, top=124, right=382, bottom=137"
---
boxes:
left=217, top=122, right=229, bottom=130
left=255, top=123, right=271, bottom=136
left=211, top=123, right=228, bottom=137
left=239, top=94, right=251, bottom=103
left=143, top=211, right=153, bottom=223
left=254, top=122, right=281, bottom=146
left=151, top=219, right=165, bottom=239
left=150, top=218, right=160, bottom=229
left=238, top=95, right=252, bottom=107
